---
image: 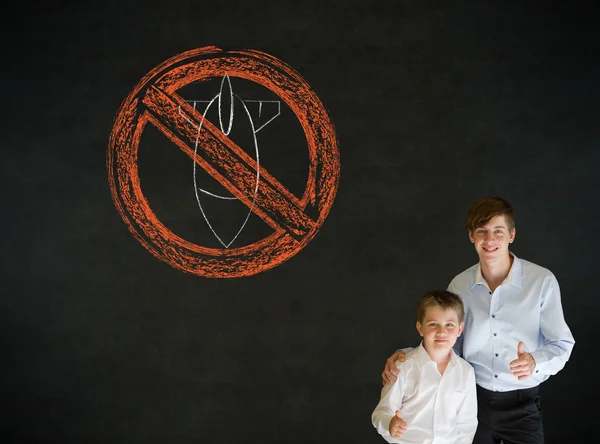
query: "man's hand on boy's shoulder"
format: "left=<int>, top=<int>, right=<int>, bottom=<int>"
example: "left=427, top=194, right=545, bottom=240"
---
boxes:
left=382, top=350, right=406, bottom=385
left=389, top=410, right=408, bottom=439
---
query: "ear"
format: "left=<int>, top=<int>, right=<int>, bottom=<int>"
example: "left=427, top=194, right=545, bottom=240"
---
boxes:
left=468, top=230, right=475, bottom=243
left=457, top=322, right=464, bottom=337
left=509, top=227, right=516, bottom=244
left=416, top=321, right=424, bottom=337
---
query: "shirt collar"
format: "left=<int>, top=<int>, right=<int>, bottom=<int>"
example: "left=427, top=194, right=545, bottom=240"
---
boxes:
left=472, top=251, right=523, bottom=289
left=415, top=341, right=458, bottom=369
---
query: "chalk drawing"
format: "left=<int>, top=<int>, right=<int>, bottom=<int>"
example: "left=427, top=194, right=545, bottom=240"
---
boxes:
left=178, top=75, right=280, bottom=248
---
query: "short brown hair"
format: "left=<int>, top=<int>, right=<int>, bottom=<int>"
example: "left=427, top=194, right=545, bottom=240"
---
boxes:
left=417, top=290, right=464, bottom=324
left=464, top=196, right=515, bottom=232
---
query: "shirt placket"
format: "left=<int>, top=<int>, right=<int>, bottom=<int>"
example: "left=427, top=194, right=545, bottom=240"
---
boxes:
left=489, top=286, right=501, bottom=391
left=432, top=368, right=451, bottom=444
left=431, top=364, right=443, bottom=440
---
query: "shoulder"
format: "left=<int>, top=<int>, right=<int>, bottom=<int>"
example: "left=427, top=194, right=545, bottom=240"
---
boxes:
left=518, top=257, right=554, bottom=277
left=448, top=263, right=478, bottom=292
left=516, top=256, right=558, bottom=288
left=396, top=348, right=420, bottom=368
left=386, top=352, right=419, bottom=391
left=404, top=347, right=420, bottom=361
left=392, top=349, right=421, bottom=377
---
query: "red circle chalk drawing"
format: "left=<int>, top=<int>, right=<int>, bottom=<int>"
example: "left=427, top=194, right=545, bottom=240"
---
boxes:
left=107, top=47, right=340, bottom=278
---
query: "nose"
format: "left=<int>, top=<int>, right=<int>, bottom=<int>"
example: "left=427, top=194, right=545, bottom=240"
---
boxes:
left=484, top=231, right=496, bottom=243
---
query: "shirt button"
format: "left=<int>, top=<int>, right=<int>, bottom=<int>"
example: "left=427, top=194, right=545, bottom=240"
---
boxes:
left=489, top=291, right=492, bottom=295
left=494, top=375, right=498, bottom=378
left=495, top=353, right=498, bottom=357
left=492, top=314, right=496, bottom=318
left=493, top=333, right=497, bottom=336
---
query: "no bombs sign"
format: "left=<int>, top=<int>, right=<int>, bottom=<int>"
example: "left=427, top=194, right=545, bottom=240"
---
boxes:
left=108, top=47, right=340, bottom=278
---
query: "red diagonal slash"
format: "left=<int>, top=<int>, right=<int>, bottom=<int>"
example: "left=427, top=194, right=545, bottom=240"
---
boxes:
left=142, top=85, right=315, bottom=240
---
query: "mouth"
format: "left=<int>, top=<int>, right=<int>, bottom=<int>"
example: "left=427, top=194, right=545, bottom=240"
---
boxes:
left=434, top=339, right=449, bottom=343
left=482, top=246, right=499, bottom=253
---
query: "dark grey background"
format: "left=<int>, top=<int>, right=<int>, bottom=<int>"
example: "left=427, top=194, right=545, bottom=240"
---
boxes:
left=2, top=1, right=597, bottom=442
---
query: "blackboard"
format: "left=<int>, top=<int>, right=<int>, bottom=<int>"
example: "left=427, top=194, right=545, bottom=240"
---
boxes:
left=2, top=1, right=597, bottom=442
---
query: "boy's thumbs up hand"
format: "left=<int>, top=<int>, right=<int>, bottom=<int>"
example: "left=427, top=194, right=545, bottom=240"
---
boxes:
left=509, top=341, right=536, bottom=380
left=389, top=410, right=408, bottom=438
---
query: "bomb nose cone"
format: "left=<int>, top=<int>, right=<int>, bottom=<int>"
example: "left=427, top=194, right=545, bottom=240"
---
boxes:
left=218, top=75, right=234, bottom=136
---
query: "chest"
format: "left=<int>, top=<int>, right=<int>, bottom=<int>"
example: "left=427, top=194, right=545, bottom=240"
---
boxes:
left=465, top=284, right=541, bottom=322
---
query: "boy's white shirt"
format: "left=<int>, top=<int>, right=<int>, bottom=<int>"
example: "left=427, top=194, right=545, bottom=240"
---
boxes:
left=372, top=342, right=478, bottom=444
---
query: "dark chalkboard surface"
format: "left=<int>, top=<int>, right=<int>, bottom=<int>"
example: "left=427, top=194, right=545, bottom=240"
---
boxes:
left=2, top=1, right=597, bottom=442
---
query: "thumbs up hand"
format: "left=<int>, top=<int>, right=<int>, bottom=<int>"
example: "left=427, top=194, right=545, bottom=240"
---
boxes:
left=509, top=341, right=536, bottom=380
left=389, top=410, right=408, bottom=439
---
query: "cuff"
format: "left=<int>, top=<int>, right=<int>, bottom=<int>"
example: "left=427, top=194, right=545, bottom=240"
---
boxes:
left=376, top=415, right=393, bottom=437
left=529, top=350, right=546, bottom=376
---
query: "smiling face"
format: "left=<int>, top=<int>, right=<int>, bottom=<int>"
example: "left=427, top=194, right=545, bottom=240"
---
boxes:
left=469, top=214, right=516, bottom=265
left=417, top=305, right=464, bottom=356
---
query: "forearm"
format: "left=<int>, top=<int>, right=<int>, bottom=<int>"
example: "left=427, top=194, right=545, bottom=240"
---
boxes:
left=530, top=338, right=575, bottom=376
left=372, top=374, right=404, bottom=438
left=371, top=409, right=394, bottom=437
left=532, top=275, right=575, bottom=376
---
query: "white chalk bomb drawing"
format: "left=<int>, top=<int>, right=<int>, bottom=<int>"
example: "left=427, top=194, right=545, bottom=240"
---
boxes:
left=178, top=75, right=280, bottom=248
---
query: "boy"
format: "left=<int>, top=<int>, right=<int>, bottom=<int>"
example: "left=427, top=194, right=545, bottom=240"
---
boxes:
left=372, top=290, right=477, bottom=443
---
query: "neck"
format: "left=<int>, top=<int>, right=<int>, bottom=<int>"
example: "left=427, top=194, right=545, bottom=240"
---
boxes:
left=423, top=345, right=452, bottom=374
left=480, top=253, right=513, bottom=292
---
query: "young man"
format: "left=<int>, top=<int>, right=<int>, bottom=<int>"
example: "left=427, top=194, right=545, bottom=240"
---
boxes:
left=372, top=290, right=477, bottom=443
left=381, top=197, right=575, bottom=444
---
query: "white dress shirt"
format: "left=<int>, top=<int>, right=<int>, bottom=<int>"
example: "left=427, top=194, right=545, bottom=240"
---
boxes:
left=448, top=253, right=575, bottom=392
left=372, top=343, right=478, bottom=444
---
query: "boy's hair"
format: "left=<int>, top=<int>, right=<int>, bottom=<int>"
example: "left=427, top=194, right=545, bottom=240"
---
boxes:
left=464, top=196, right=515, bottom=232
left=417, top=290, right=465, bottom=324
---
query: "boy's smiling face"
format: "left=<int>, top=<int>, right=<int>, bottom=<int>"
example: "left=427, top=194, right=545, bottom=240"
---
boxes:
left=469, top=214, right=516, bottom=265
left=417, top=305, right=464, bottom=355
